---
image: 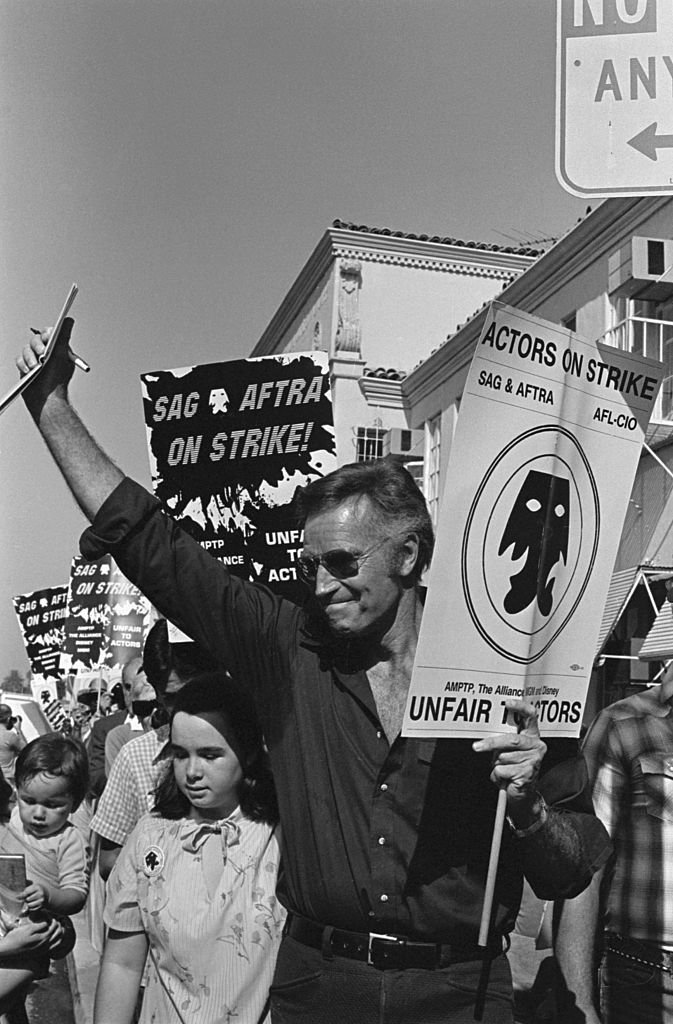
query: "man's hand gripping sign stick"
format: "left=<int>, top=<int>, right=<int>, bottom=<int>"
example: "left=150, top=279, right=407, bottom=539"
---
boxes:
left=0, top=284, right=87, bottom=417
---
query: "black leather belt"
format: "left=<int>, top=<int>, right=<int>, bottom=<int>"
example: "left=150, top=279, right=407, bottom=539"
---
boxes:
left=606, top=933, right=673, bottom=974
left=285, top=913, right=497, bottom=971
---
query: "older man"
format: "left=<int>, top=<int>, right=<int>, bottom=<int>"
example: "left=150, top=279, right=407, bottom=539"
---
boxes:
left=86, top=657, right=147, bottom=797
left=16, top=320, right=609, bottom=1023
left=103, top=663, right=157, bottom=774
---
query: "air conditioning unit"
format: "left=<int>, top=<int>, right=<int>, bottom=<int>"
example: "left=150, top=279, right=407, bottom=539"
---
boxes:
left=382, top=428, right=424, bottom=459
left=608, top=236, right=673, bottom=300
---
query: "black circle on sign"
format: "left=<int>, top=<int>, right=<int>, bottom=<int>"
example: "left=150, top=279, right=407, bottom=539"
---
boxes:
left=461, top=425, right=600, bottom=664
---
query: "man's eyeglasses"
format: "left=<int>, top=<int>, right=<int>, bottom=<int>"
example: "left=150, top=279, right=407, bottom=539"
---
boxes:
left=297, top=535, right=392, bottom=584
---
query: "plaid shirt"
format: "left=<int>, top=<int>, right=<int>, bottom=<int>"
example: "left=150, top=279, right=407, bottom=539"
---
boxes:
left=582, top=684, right=673, bottom=944
left=91, top=725, right=170, bottom=846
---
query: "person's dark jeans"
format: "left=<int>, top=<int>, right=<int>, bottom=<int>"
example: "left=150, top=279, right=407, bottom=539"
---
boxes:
left=269, top=935, right=515, bottom=1023
left=600, top=948, right=673, bottom=1024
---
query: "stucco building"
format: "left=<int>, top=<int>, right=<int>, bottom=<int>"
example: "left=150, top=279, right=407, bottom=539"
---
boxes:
left=248, top=203, right=673, bottom=719
left=250, top=219, right=540, bottom=470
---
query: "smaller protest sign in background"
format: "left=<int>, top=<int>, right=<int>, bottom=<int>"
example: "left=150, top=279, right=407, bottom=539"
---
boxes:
left=62, top=555, right=154, bottom=673
left=404, top=302, right=664, bottom=740
left=141, top=351, right=337, bottom=602
left=33, top=691, right=69, bottom=732
left=13, top=585, right=69, bottom=680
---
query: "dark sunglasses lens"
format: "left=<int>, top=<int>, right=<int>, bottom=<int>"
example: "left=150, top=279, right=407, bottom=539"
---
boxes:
left=132, top=700, right=157, bottom=718
left=322, top=551, right=359, bottom=579
left=297, top=551, right=359, bottom=582
left=297, top=557, right=318, bottom=581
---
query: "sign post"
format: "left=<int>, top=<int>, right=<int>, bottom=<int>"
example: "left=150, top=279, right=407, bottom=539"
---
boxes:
left=556, top=0, right=673, bottom=197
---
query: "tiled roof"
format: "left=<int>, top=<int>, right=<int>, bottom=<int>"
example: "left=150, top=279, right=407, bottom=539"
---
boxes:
left=362, top=366, right=407, bottom=381
left=331, top=219, right=544, bottom=258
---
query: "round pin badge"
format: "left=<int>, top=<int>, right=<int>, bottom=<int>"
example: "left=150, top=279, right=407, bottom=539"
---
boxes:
left=142, top=845, right=165, bottom=876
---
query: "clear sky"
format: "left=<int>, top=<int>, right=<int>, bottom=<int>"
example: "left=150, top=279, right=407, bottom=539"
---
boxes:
left=0, top=0, right=589, bottom=673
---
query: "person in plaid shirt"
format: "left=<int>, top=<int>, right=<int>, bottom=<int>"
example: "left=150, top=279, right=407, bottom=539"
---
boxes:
left=556, top=666, right=673, bottom=1024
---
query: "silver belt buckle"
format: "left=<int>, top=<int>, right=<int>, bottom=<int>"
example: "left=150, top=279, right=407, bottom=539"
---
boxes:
left=368, top=931, right=400, bottom=966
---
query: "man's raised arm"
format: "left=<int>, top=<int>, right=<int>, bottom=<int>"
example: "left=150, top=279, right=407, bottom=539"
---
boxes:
left=16, top=318, right=123, bottom=521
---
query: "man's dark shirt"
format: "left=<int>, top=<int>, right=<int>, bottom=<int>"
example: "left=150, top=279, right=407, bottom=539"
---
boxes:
left=88, top=708, right=127, bottom=797
left=81, top=477, right=609, bottom=944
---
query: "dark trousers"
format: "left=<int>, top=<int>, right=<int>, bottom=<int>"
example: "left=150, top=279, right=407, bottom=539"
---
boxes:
left=601, top=948, right=673, bottom=1024
left=269, top=935, right=515, bottom=1023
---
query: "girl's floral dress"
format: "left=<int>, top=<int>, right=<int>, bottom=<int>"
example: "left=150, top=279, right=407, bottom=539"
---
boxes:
left=105, top=809, right=284, bottom=1024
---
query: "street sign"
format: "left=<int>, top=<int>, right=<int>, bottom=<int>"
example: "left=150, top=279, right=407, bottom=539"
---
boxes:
left=556, top=0, right=673, bottom=197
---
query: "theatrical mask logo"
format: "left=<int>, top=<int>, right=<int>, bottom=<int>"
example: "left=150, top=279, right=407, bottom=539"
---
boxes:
left=209, top=388, right=230, bottom=415
left=462, top=426, right=599, bottom=664
left=499, top=470, right=569, bottom=618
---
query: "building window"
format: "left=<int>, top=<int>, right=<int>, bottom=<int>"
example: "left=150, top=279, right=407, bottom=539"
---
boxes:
left=424, top=414, right=442, bottom=527
left=604, top=296, right=673, bottom=419
left=355, top=425, right=385, bottom=462
left=609, top=293, right=627, bottom=332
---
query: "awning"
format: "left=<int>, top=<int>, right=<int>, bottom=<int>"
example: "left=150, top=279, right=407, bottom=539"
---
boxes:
left=646, top=419, right=673, bottom=451
left=639, top=599, right=673, bottom=660
left=595, top=567, right=643, bottom=657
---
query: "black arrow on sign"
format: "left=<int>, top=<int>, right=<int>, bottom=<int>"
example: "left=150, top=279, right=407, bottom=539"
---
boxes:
left=627, top=122, right=673, bottom=162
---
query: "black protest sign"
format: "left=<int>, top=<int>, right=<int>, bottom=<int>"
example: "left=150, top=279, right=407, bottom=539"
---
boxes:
left=62, top=556, right=153, bottom=671
left=141, top=352, right=336, bottom=599
left=13, top=585, right=69, bottom=679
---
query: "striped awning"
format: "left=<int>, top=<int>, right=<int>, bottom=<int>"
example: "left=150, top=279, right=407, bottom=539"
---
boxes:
left=639, top=599, right=673, bottom=660
left=595, top=567, right=643, bottom=657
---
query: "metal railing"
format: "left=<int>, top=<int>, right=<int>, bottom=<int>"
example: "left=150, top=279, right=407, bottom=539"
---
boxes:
left=597, top=316, right=673, bottom=420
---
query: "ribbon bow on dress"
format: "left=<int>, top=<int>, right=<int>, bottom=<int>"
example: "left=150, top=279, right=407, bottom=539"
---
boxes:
left=180, top=817, right=241, bottom=862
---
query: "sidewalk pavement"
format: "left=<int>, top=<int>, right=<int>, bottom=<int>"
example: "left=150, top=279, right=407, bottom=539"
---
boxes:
left=66, top=908, right=100, bottom=1024
left=23, top=956, right=75, bottom=1024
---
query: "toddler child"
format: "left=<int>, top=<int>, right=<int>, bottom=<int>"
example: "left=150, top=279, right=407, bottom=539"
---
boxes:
left=0, top=734, right=89, bottom=1017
